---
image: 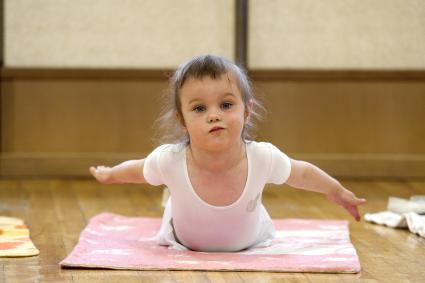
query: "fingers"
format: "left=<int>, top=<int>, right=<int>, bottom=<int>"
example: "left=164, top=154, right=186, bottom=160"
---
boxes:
left=352, top=198, right=366, bottom=221
left=90, top=166, right=106, bottom=173
left=329, top=190, right=366, bottom=221
left=345, top=195, right=366, bottom=217
left=346, top=205, right=361, bottom=221
left=89, top=165, right=113, bottom=184
left=89, top=166, right=105, bottom=179
left=342, top=196, right=365, bottom=221
left=89, top=166, right=97, bottom=176
left=349, top=199, right=366, bottom=221
left=89, top=166, right=103, bottom=177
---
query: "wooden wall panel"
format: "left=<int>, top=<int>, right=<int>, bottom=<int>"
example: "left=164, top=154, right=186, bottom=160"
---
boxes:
left=1, top=69, right=425, bottom=178
left=254, top=81, right=425, bottom=154
left=2, top=80, right=166, bottom=153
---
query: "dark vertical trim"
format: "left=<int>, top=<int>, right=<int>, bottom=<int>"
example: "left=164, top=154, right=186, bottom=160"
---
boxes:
left=0, top=0, right=3, bottom=66
left=235, top=0, right=248, bottom=68
left=0, top=0, right=3, bottom=153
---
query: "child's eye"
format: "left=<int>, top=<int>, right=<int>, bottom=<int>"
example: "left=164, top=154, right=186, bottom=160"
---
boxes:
left=193, top=105, right=206, bottom=113
left=221, top=102, right=233, bottom=110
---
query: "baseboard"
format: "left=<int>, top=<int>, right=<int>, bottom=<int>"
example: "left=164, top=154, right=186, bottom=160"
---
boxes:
left=296, top=153, right=425, bottom=179
left=0, top=152, right=144, bottom=178
left=1, top=152, right=424, bottom=179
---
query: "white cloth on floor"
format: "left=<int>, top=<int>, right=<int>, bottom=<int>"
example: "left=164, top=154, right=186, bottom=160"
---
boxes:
left=387, top=196, right=425, bottom=214
left=404, top=212, right=425, bottom=237
left=365, top=211, right=425, bottom=237
left=365, top=195, right=425, bottom=238
left=364, top=211, right=407, bottom=228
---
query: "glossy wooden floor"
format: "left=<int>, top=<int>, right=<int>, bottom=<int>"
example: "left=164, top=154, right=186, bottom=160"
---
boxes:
left=1, top=179, right=424, bottom=283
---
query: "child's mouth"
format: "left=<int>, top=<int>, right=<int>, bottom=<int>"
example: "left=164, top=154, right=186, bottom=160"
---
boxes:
left=209, top=127, right=224, bottom=133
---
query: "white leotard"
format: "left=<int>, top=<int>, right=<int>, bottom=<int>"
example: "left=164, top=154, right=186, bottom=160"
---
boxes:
left=143, top=141, right=291, bottom=252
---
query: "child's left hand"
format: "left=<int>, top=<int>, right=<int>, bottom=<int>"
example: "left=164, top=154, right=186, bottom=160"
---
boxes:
left=326, top=188, right=366, bottom=221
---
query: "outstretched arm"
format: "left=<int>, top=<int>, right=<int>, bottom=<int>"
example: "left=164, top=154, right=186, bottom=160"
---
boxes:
left=89, top=159, right=146, bottom=184
left=286, top=159, right=366, bottom=221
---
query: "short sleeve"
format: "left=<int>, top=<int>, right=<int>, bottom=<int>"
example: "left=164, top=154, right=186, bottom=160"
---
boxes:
left=143, top=144, right=168, bottom=186
left=267, top=143, right=292, bottom=185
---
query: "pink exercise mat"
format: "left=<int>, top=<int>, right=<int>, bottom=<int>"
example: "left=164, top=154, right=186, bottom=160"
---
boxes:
left=60, top=212, right=361, bottom=273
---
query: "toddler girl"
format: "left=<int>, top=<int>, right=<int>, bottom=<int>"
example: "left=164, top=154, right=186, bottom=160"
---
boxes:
left=90, top=54, right=366, bottom=252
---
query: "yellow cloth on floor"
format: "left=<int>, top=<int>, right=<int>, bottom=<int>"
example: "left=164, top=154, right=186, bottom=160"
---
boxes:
left=0, top=216, right=39, bottom=257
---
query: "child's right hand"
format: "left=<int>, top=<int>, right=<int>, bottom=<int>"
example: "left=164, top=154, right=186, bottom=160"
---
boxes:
left=89, top=166, right=114, bottom=184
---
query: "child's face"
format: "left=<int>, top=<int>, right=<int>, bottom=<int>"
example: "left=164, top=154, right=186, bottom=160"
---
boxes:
left=178, top=73, right=250, bottom=151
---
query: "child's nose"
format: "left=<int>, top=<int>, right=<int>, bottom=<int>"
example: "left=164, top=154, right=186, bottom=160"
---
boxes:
left=207, top=113, right=221, bottom=123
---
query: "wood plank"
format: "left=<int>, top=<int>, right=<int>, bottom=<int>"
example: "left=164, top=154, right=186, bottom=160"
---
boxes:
left=18, top=180, right=71, bottom=283
left=1, top=179, right=425, bottom=282
left=72, top=180, right=138, bottom=283
left=49, top=179, right=114, bottom=283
